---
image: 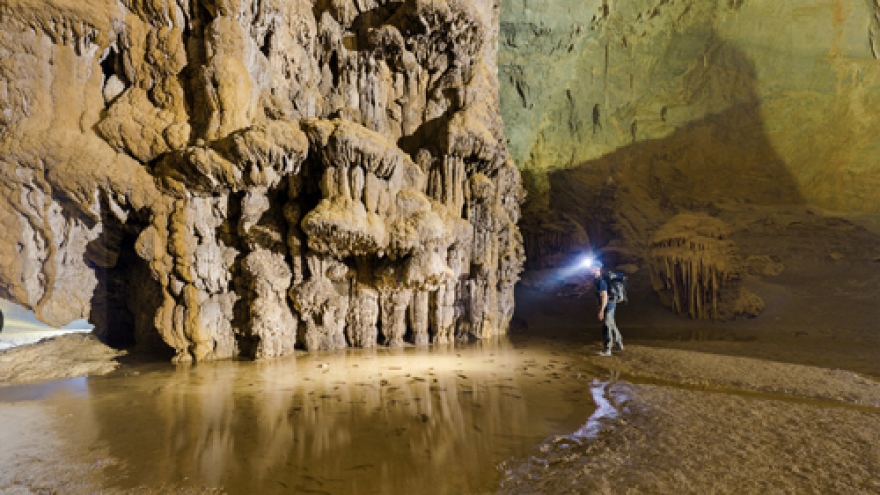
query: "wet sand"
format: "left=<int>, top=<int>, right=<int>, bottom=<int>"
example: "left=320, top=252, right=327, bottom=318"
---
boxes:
left=500, top=381, right=880, bottom=494
left=498, top=342, right=880, bottom=494
left=496, top=276, right=880, bottom=494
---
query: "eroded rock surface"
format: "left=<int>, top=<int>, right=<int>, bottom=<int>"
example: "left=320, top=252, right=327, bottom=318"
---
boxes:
left=0, top=334, right=124, bottom=385
left=0, top=0, right=523, bottom=362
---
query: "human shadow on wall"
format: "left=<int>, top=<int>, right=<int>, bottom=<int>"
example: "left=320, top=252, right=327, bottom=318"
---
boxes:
left=543, top=40, right=806, bottom=261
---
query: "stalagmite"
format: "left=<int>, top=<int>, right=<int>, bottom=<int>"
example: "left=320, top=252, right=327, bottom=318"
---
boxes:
left=346, top=284, right=380, bottom=349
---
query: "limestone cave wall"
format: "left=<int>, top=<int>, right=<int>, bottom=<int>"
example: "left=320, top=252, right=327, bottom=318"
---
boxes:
left=0, top=0, right=524, bottom=362
left=500, top=0, right=880, bottom=266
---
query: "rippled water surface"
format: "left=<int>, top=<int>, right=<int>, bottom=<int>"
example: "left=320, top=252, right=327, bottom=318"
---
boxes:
left=0, top=337, right=600, bottom=494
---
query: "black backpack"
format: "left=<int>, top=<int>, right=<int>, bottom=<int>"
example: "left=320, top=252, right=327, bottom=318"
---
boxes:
left=605, top=272, right=628, bottom=304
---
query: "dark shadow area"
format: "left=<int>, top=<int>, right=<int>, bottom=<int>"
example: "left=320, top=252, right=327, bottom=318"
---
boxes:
left=312, top=0, right=406, bottom=50
left=225, top=189, right=254, bottom=358
left=350, top=2, right=406, bottom=48
left=506, top=39, right=880, bottom=377
left=87, top=201, right=175, bottom=360
left=522, top=40, right=805, bottom=268
left=397, top=115, right=447, bottom=158
left=177, top=0, right=212, bottom=144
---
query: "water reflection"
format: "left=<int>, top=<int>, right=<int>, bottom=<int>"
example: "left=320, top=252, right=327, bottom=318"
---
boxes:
left=572, top=378, right=620, bottom=439
left=77, top=338, right=589, bottom=494
left=0, top=376, right=88, bottom=403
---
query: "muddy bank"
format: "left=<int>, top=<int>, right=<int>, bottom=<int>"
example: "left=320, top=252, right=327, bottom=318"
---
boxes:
left=0, top=334, right=123, bottom=385
left=584, top=345, right=880, bottom=406
left=499, top=382, right=880, bottom=494
left=499, top=344, right=880, bottom=494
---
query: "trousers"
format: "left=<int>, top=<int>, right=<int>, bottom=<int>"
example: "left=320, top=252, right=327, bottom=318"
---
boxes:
left=602, top=305, right=623, bottom=351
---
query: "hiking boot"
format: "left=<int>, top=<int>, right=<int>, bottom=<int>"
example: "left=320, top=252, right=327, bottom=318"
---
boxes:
left=597, top=350, right=612, bottom=357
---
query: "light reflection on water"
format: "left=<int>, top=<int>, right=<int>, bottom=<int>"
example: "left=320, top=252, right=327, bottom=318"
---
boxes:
left=25, top=337, right=596, bottom=494
left=572, top=379, right=620, bottom=439
left=0, top=376, right=88, bottom=403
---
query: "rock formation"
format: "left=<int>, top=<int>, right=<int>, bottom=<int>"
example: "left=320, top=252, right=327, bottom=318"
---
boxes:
left=0, top=0, right=524, bottom=362
left=647, top=214, right=763, bottom=321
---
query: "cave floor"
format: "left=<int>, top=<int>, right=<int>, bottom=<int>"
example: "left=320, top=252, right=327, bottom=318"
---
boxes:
left=498, top=224, right=880, bottom=494
left=1, top=320, right=878, bottom=494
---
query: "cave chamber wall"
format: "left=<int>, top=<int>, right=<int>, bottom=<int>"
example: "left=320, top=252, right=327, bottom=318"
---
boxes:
left=0, top=0, right=524, bottom=362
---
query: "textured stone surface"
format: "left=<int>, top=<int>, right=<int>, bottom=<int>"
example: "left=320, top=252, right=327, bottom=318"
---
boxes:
left=0, top=333, right=123, bottom=385
left=500, top=0, right=880, bottom=280
left=0, top=0, right=523, bottom=362
left=500, top=0, right=880, bottom=213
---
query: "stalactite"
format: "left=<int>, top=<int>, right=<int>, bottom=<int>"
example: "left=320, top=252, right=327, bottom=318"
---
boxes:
left=648, top=213, right=763, bottom=321
left=0, top=0, right=524, bottom=361
left=519, top=212, right=590, bottom=270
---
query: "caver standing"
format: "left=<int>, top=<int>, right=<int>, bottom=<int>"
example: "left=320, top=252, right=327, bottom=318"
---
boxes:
left=589, top=262, right=623, bottom=356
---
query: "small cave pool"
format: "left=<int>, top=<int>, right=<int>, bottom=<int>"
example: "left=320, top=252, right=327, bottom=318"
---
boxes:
left=0, top=337, right=608, bottom=494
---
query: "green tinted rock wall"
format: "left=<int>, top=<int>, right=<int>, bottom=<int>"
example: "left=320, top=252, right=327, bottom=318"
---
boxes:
left=500, top=0, right=880, bottom=213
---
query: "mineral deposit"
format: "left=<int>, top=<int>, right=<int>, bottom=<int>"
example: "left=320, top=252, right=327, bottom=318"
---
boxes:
left=0, top=0, right=524, bottom=362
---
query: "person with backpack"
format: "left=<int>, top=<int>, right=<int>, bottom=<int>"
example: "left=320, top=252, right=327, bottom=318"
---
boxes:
left=588, top=261, right=625, bottom=356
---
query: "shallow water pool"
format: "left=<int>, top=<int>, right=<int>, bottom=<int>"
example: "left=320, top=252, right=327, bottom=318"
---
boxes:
left=0, top=337, right=602, bottom=494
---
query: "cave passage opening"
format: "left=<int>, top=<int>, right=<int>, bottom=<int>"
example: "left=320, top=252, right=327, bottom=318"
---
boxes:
left=0, top=299, right=93, bottom=350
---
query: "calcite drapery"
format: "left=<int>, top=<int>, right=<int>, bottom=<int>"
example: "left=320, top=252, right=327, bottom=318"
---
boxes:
left=0, top=0, right=524, bottom=362
left=648, top=214, right=763, bottom=321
